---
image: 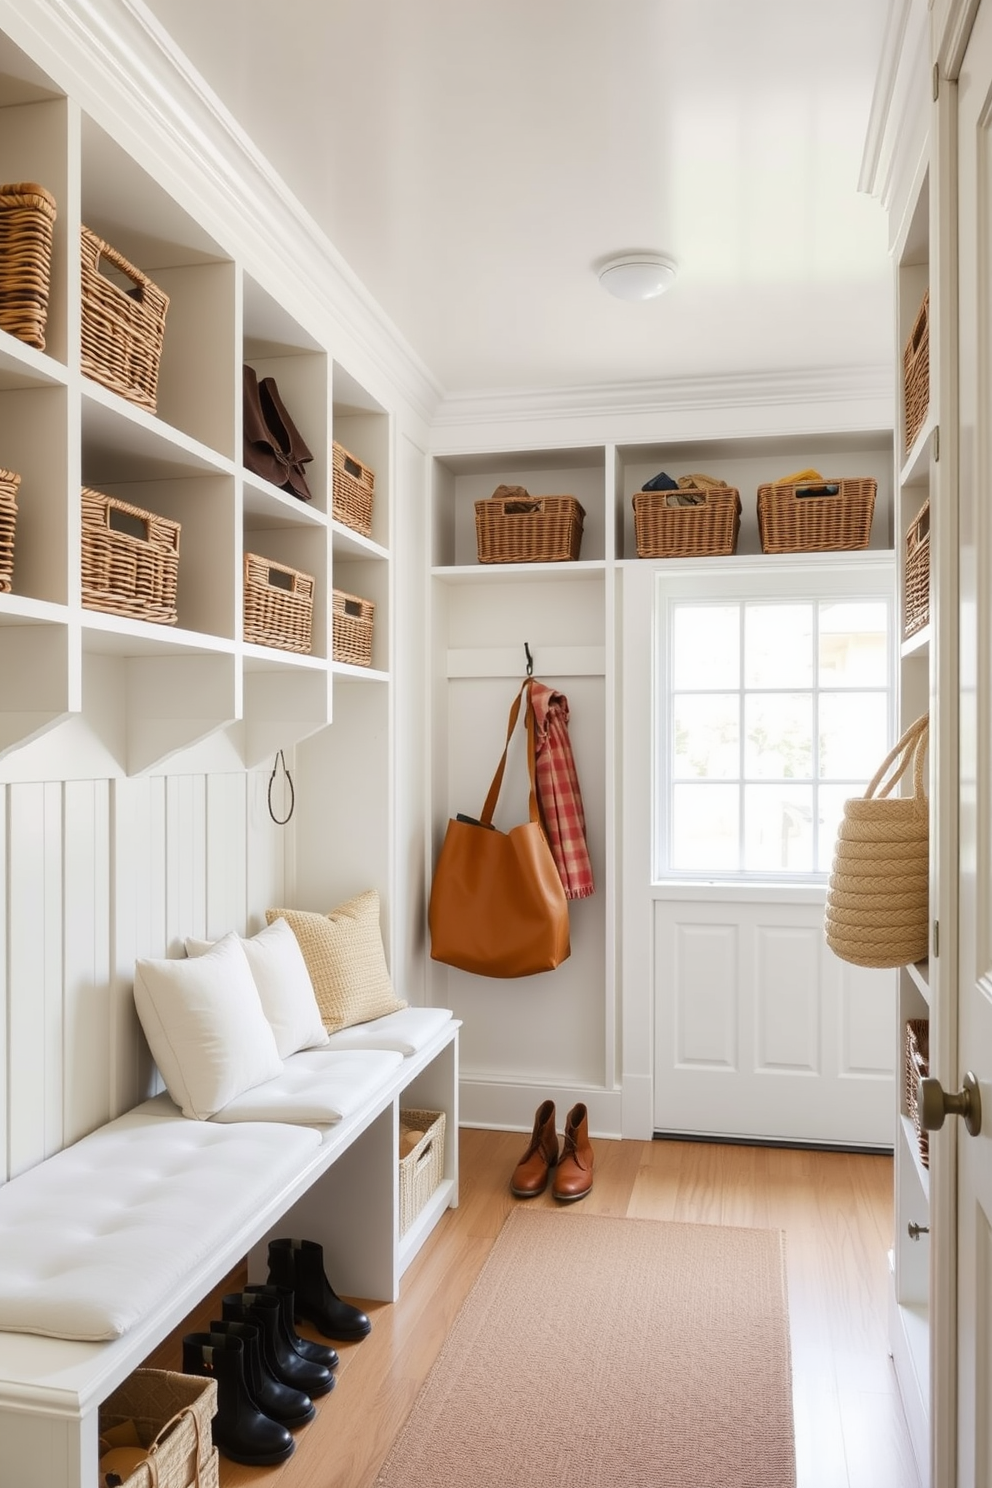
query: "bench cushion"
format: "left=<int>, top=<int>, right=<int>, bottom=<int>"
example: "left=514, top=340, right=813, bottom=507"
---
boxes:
left=0, top=1101, right=321, bottom=1341
left=209, top=1048, right=404, bottom=1128
left=323, top=1006, right=454, bottom=1056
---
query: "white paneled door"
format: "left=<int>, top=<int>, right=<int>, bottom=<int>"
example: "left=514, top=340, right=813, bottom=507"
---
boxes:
left=954, top=6, right=992, bottom=1481
left=652, top=893, right=895, bottom=1144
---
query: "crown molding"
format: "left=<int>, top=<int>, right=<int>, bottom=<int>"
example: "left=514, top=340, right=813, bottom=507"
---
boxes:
left=859, top=0, right=914, bottom=195
left=0, top=0, right=444, bottom=426
left=430, top=364, right=895, bottom=435
left=858, top=0, right=930, bottom=214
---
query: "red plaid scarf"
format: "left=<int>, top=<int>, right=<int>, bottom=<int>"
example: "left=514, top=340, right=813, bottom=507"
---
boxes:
left=529, top=681, right=595, bottom=901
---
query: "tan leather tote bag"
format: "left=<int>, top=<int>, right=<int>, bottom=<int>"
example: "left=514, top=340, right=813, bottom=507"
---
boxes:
left=428, top=679, right=570, bottom=977
left=824, top=713, right=929, bottom=968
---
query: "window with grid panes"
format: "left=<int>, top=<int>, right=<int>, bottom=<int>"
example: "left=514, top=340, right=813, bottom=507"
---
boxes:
left=654, top=571, right=893, bottom=882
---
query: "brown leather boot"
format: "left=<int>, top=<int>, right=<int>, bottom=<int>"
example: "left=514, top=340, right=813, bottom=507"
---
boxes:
left=552, top=1103, right=593, bottom=1202
left=510, top=1100, right=558, bottom=1197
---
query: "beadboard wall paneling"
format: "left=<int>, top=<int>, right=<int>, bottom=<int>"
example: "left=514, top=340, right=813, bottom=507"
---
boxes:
left=1, top=770, right=286, bottom=1187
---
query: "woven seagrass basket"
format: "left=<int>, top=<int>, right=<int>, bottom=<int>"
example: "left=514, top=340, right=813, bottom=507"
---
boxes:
left=903, top=500, right=930, bottom=640
left=633, top=486, right=741, bottom=558
left=332, top=441, right=374, bottom=536
left=243, top=552, right=314, bottom=653
left=475, top=492, right=584, bottom=563
left=904, top=291, right=929, bottom=453
left=80, top=226, right=170, bottom=414
left=905, top=1019, right=930, bottom=1170
left=332, top=587, right=375, bottom=666
left=757, top=476, right=876, bottom=554
left=0, top=467, right=22, bottom=593
left=824, top=714, right=929, bottom=969
left=0, top=182, right=57, bottom=351
left=99, top=1368, right=219, bottom=1488
left=399, top=1108, right=446, bottom=1234
left=81, top=488, right=180, bottom=624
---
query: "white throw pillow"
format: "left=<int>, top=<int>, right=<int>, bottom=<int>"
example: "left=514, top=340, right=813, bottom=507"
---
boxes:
left=133, top=933, right=283, bottom=1120
left=185, top=919, right=328, bottom=1059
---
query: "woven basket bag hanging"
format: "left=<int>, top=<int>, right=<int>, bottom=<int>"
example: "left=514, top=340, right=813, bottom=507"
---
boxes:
left=824, top=713, right=929, bottom=969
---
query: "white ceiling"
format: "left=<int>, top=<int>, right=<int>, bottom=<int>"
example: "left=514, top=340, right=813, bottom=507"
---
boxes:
left=140, top=0, right=896, bottom=400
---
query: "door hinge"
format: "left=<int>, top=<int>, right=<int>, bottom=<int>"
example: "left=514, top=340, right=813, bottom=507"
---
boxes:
left=933, top=919, right=939, bottom=957
left=934, top=424, right=940, bottom=462
left=934, top=63, right=940, bottom=101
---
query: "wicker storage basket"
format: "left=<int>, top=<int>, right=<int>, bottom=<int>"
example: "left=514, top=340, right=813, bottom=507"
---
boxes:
left=0, top=182, right=57, bottom=351
left=903, top=500, right=930, bottom=640
left=399, top=1108, right=446, bottom=1235
left=475, top=492, right=584, bottom=563
left=332, top=587, right=375, bottom=666
left=756, top=476, right=876, bottom=554
left=904, top=291, right=930, bottom=453
left=905, top=1018, right=930, bottom=1170
left=243, top=552, right=314, bottom=653
left=80, top=225, right=170, bottom=414
left=99, top=1368, right=219, bottom=1488
left=633, top=486, right=741, bottom=558
left=332, top=441, right=374, bottom=537
left=0, top=467, right=22, bottom=593
left=81, top=487, right=180, bottom=624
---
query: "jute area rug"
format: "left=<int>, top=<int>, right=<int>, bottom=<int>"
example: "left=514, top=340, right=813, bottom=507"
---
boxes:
left=375, top=1207, right=796, bottom=1488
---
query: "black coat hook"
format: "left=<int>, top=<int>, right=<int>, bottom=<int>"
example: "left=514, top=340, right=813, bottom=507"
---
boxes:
left=524, top=641, right=534, bottom=676
left=267, top=749, right=295, bottom=825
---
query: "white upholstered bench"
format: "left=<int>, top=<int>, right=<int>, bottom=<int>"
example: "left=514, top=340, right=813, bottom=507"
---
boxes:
left=0, top=1003, right=459, bottom=1488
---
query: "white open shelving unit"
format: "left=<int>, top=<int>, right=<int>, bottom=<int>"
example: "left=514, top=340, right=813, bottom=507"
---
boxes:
left=0, top=34, right=393, bottom=781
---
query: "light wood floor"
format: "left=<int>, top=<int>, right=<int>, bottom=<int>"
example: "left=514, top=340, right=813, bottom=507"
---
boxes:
left=146, top=1127, right=920, bottom=1488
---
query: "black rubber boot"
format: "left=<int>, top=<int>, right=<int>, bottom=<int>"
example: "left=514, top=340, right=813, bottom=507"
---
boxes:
left=243, top=1281, right=340, bottom=1370
left=181, top=1331, right=295, bottom=1466
left=222, top=1290, right=335, bottom=1397
left=267, top=1237, right=372, bottom=1342
left=208, top=1318, right=315, bottom=1426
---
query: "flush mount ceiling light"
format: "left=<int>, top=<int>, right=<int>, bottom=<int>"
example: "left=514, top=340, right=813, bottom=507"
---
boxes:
left=598, top=254, right=678, bottom=302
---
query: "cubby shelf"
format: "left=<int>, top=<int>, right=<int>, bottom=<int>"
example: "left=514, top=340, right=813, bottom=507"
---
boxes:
left=0, top=43, right=391, bottom=777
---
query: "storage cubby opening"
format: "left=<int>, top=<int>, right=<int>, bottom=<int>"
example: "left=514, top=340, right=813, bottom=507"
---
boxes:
left=432, top=446, right=606, bottom=569
left=0, top=96, right=70, bottom=368
left=80, top=117, right=235, bottom=454
left=242, top=526, right=327, bottom=659
left=0, top=383, right=68, bottom=605
left=617, top=431, right=895, bottom=558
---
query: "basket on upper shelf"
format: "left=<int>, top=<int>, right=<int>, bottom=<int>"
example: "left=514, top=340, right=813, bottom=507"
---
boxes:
left=81, top=487, right=180, bottom=624
left=0, top=182, right=57, bottom=352
left=475, top=485, right=585, bottom=563
left=633, top=484, right=741, bottom=558
left=332, top=588, right=375, bottom=667
left=903, top=499, right=930, bottom=640
left=243, top=552, right=315, bottom=654
left=905, top=1018, right=930, bottom=1170
left=756, top=476, right=876, bottom=554
left=332, top=441, right=374, bottom=537
left=80, top=226, right=170, bottom=414
left=0, top=467, right=23, bottom=593
left=903, top=290, right=930, bottom=454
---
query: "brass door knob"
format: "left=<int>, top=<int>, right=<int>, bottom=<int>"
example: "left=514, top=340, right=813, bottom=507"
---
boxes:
left=918, top=1072, right=983, bottom=1137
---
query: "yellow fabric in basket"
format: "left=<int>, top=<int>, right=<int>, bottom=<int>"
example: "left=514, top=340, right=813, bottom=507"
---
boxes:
left=771, top=467, right=822, bottom=485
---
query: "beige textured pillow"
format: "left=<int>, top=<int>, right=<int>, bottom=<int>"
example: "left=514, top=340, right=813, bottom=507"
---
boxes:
left=266, top=890, right=407, bottom=1033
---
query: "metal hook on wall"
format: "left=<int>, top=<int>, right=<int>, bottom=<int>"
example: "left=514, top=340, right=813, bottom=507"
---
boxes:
left=524, top=641, right=534, bottom=677
left=267, top=749, right=295, bottom=825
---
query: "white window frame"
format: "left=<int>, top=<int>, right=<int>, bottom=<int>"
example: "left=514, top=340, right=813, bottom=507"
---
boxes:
left=650, top=554, right=897, bottom=886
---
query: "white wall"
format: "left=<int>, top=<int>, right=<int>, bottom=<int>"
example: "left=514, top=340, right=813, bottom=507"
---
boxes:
left=0, top=767, right=286, bottom=1185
